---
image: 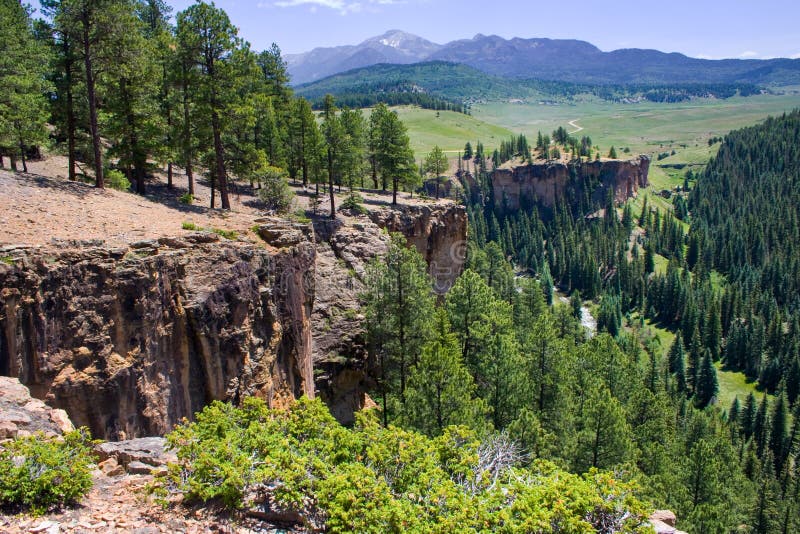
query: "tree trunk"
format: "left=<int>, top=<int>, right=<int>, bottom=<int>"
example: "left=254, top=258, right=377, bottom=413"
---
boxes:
left=64, top=41, right=76, bottom=182
left=10, top=154, right=17, bottom=172
left=167, top=163, right=173, bottom=188
left=82, top=13, right=103, bottom=188
left=211, top=109, right=230, bottom=209
left=18, top=137, right=27, bottom=173
left=327, top=147, right=335, bottom=219
left=210, top=168, right=215, bottom=209
left=392, top=177, right=398, bottom=205
left=121, top=79, right=145, bottom=195
left=371, top=156, right=378, bottom=189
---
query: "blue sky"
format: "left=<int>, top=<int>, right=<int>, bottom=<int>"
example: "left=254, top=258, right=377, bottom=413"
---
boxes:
left=33, top=0, right=800, bottom=58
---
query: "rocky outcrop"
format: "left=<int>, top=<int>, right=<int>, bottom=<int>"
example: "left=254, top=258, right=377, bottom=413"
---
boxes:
left=491, top=155, right=650, bottom=210
left=0, top=376, right=74, bottom=439
left=312, top=202, right=468, bottom=423
left=0, top=229, right=315, bottom=440
left=368, top=202, right=468, bottom=293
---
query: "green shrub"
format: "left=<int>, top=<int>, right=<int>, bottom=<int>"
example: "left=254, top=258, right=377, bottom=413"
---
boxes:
left=160, top=397, right=652, bottom=532
left=181, top=221, right=200, bottom=231
left=212, top=228, right=237, bottom=240
left=257, top=166, right=294, bottom=213
left=179, top=193, right=194, bottom=205
left=0, top=429, right=95, bottom=514
left=340, top=192, right=367, bottom=215
left=106, top=169, right=130, bottom=191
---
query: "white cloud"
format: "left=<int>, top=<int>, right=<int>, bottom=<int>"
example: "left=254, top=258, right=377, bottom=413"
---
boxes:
left=268, top=0, right=400, bottom=14
left=739, top=50, right=759, bottom=58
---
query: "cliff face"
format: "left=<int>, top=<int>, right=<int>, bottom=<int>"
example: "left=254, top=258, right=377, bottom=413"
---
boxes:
left=491, top=155, right=650, bottom=210
left=312, top=203, right=467, bottom=423
left=0, top=200, right=467, bottom=437
left=0, top=229, right=315, bottom=440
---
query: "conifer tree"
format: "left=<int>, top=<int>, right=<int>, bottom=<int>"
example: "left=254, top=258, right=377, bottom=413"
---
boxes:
left=574, top=384, right=633, bottom=471
left=423, top=145, right=448, bottom=199
left=769, top=391, right=789, bottom=472
left=176, top=0, right=239, bottom=208
left=404, top=309, right=486, bottom=435
left=0, top=0, right=50, bottom=173
left=695, top=353, right=719, bottom=407
left=363, top=234, right=435, bottom=424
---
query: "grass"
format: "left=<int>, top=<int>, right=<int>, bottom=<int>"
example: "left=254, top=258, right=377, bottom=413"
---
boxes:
left=0, top=255, right=14, bottom=266
left=715, top=363, right=771, bottom=412
left=393, top=106, right=513, bottom=156
left=181, top=221, right=237, bottom=240
left=471, top=93, right=800, bottom=156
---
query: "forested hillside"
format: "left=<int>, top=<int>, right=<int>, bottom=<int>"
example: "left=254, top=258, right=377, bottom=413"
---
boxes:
left=461, top=117, right=800, bottom=532
left=690, top=111, right=800, bottom=393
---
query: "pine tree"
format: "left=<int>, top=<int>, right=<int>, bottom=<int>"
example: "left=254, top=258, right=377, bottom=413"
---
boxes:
left=445, top=269, right=495, bottom=370
left=288, top=97, right=322, bottom=188
left=753, top=394, right=769, bottom=457
left=404, top=309, right=486, bottom=435
left=695, top=353, right=719, bottom=407
left=668, top=332, right=688, bottom=394
left=741, top=392, right=757, bottom=439
left=363, top=234, right=435, bottom=424
left=769, top=391, right=789, bottom=472
left=320, top=94, right=342, bottom=218
left=57, top=0, right=134, bottom=187
left=103, top=4, right=165, bottom=194
left=176, top=0, right=240, bottom=209
left=423, top=145, right=448, bottom=199
left=574, top=384, right=633, bottom=471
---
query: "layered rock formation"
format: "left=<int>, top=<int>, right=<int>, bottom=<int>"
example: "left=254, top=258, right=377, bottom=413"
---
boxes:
left=0, top=228, right=315, bottom=440
left=0, top=199, right=467, bottom=436
left=491, top=155, right=650, bottom=210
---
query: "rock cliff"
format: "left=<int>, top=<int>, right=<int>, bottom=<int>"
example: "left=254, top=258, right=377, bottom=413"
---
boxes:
left=0, top=198, right=467, bottom=436
left=0, top=229, right=315, bottom=440
left=491, top=155, right=650, bottom=210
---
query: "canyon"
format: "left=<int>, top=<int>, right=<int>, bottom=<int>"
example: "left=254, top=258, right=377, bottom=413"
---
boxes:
left=0, top=171, right=467, bottom=439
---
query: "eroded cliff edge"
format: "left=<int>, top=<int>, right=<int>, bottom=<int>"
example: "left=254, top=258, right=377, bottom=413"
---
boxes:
left=0, top=187, right=467, bottom=437
left=491, top=155, right=650, bottom=210
left=0, top=230, right=315, bottom=440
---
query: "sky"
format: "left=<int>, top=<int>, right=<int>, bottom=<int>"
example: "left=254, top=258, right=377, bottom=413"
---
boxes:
left=33, top=0, right=800, bottom=59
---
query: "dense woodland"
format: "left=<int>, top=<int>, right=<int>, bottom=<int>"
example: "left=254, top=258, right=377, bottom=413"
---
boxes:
left=460, top=111, right=800, bottom=532
left=2, top=0, right=800, bottom=532
left=0, top=0, right=420, bottom=216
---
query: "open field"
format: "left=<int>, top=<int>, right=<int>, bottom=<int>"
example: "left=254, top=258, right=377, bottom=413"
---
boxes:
left=470, top=93, right=800, bottom=156
left=393, top=106, right=513, bottom=156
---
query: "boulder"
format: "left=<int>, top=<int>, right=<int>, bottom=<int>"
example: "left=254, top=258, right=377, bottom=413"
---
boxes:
left=95, top=437, right=175, bottom=468
left=0, top=376, right=75, bottom=437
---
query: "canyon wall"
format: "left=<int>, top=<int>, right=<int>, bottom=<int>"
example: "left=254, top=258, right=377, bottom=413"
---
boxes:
left=0, top=202, right=467, bottom=436
left=0, top=228, right=315, bottom=440
left=491, top=155, right=650, bottom=210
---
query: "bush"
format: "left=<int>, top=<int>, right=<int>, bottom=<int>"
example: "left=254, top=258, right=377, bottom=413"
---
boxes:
left=258, top=166, right=294, bottom=213
left=181, top=221, right=199, bottom=231
left=179, top=193, right=194, bottom=205
left=105, top=169, right=130, bottom=191
left=340, top=192, right=367, bottom=215
left=160, top=397, right=652, bottom=532
left=212, top=228, right=237, bottom=240
left=0, top=430, right=95, bottom=514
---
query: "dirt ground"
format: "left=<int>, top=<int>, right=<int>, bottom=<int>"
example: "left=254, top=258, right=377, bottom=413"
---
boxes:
left=1, top=156, right=449, bottom=247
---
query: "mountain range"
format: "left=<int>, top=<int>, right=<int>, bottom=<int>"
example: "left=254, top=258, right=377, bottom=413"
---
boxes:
left=286, top=30, right=800, bottom=86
